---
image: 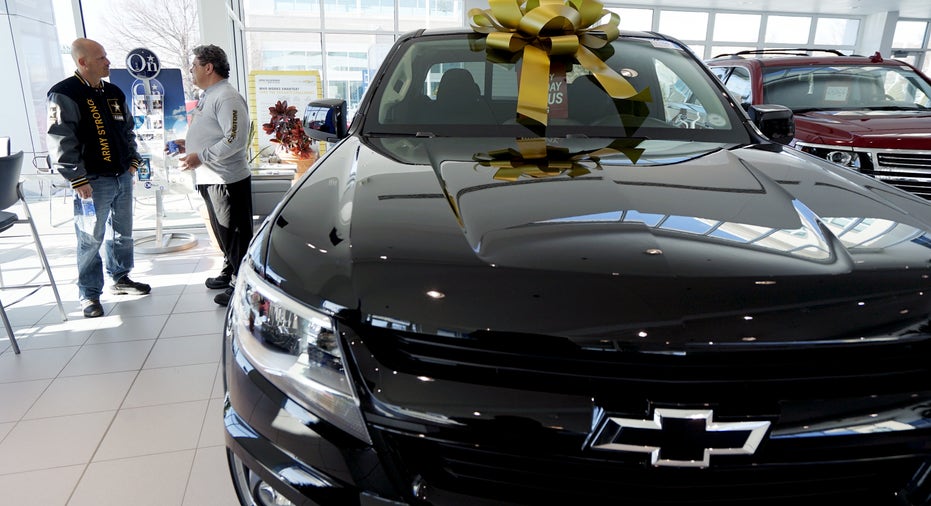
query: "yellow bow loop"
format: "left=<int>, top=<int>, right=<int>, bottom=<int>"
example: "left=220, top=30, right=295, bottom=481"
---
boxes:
left=471, top=0, right=649, bottom=126
left=474, top=137, right=646, bottom=181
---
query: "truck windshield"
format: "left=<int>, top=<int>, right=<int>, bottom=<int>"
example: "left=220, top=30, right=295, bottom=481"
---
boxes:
left=362, top=32, right=750, bottom=144
left=762, top=65, right=931, bottom=111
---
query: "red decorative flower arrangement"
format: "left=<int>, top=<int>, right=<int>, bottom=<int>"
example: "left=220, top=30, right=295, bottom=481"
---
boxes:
left=262, top=100, right=315, bottom=160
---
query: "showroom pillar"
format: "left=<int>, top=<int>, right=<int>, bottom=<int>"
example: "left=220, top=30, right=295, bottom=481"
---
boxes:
left=859, top=10, right=898, bottom=58
left=196, top=0, right=248, bottom=96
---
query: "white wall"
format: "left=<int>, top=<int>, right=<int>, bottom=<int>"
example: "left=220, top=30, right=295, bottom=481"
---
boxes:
left=859, top=11, right=898, bottom=57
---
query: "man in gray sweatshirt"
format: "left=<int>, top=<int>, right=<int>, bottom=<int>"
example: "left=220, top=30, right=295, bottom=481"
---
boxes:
left=172, top=44, right=252, bottom=307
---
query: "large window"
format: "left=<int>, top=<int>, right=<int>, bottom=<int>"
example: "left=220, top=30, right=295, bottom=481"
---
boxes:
left=607, top=6, right=862, bottom=61
left=891, top=19, right=931, bottom=76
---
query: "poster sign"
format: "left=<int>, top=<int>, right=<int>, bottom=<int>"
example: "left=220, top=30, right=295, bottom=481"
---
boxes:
left=110, top=68, right=188, bottom=175
left=249, top=70, right=323, bottom=157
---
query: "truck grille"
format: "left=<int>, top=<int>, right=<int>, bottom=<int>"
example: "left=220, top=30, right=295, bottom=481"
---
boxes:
left=867, top=149, right=931, bottom=199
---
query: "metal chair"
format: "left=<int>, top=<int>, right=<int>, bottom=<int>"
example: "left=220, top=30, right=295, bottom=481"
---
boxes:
left=0, top=151, right=68, bottom=354
left=35, top=154, right=74, bottom=227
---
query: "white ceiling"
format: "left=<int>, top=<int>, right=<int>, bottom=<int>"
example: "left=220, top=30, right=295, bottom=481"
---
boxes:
left=616, top=0, right=931, bottom=20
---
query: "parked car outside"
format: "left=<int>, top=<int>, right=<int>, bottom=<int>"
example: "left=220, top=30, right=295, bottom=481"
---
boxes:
left=707, top=49, right=931, bottom=199
left=223, top=22, right=931, bottom=506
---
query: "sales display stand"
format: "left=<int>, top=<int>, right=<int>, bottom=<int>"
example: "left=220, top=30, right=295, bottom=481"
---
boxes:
left=122, top=48, right=197, bottom=254
left=133, top=178, right=198, bottom=254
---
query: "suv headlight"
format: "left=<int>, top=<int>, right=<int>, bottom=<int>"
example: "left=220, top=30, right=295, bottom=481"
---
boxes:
left=229, top=266, right=371, bottom=444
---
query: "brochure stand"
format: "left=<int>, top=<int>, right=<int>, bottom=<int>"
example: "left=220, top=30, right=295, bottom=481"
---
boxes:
left=134, top=166, right=197, bottom=254
left=120, top=48, right=197, bottom=254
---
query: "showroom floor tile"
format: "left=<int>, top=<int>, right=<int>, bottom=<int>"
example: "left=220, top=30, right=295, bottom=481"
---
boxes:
left=0, top=223, right=240, bottom=505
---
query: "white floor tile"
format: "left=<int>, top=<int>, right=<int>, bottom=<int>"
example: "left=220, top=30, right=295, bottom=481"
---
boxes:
left=109, top=293, right=180, bottom=317
left=123, top=363, right=217, bottom=408
left=0, top=346, right=80, bottom=383
left=0, top=226, right=240, bottom=502
left=59, top=340, right=155, bottom=376
left=160, top=309, right=226, bottom=338
left=183, top=446, right=241, bottom=506
left=0, top=379, right=51, bottom=423
left=0, top=465, right=84, bottom=505
left=211, top=361, right=225, bottom=399
left=174, top=291, right=227, bottom=313
left=12, top=324, right=93, bottom=350
left=3, top=300, right=56, bottom=329
left=0, top=411, right=114, bottom=474
left=86, top=314, right=169, bottom=344
left=69, top=450, right=194, bottom=506
left=144, top=333, right=222, bottom=369
left=198, top=397, right=227, bottom=448
left=94, top=400, right=208, bottom=461
left=25, top=371, right=137, bottom=419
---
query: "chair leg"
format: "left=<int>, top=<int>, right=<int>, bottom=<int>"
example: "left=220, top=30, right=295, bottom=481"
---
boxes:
left=0, top=303, right=21, bottom=354
left=18, top=191, right=67, bottom=322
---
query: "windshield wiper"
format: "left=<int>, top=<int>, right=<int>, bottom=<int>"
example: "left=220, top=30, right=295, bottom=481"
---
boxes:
left=791, top=107, right=831, bottom=114
left=867, top=105, right=930, bottom=111
left=364, top=131, right=437, bottom=138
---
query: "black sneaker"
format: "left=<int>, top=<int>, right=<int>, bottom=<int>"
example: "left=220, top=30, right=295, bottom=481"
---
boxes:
left=109, top=276, right=151, bottom=295
left=205, top=274, right=232, bottom=290
left=214, top=287, right=233, bottom=307
left=81, top=299, right=104, bottom=318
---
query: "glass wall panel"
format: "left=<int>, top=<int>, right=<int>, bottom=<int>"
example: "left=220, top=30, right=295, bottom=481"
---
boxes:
left=247, top=31, right=323, bottom=72
left=610, top=8, right=652, bottom=31
left=324, top=32, right=385, bottom=115
left=764, top=15, right=811, bottom=44
left=710, top=46, right=755, bottom=59
left=658, top=10, right=707, bottom=40
left=324, top=0, right=394, bottom=30
left=51, top=0, right=78, bottom=75
left=398, top=0, right=462, bottom=32
left=893, top=21, right=927, bottom=49
left=246, top=0, right=321, bottom=30
left=713, top=13, right=760, bottom=43
left=813, top=17, right=859, bottom=46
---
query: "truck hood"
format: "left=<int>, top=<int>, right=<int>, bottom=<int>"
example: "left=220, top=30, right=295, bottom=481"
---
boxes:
left=263, top=136, right=931, bottom=349
left=794, top=109, right=931, bottom=150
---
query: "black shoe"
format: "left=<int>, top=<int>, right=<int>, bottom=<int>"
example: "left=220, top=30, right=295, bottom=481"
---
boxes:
left=109, top=276, right=151, bottom=295
left=214, top=287, right=233, bottom=307
left=205, top=274, right=232, bottom=290
left=81, top=299, right=104, bottom=318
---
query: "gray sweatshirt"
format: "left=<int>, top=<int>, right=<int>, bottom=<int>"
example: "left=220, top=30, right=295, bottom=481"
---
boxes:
left=186, top=80, right=251, bottom=185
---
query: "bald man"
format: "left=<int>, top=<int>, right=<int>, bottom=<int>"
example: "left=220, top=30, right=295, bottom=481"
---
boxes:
left=47, top=38, right=151, bottom=318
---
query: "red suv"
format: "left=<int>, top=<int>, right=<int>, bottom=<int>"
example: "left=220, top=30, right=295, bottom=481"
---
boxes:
left=707, top=49, right=931, bottom=198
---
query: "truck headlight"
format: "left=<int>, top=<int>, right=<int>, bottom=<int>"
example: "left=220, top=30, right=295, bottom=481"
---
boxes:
left=229, top=266, right=370, bottom=444
left=797, top=144, right=861, bottom=169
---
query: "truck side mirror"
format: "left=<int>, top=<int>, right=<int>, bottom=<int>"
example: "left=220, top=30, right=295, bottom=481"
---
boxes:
left=303, top=99, right=348, bottom=142
left=747, top=104, right=794, bottom=145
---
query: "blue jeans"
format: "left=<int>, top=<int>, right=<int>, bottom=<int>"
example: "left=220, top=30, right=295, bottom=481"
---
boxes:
left=74, top=171, right=135, bottom=300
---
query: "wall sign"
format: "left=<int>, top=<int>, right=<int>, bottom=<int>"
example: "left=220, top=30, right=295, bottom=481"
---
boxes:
left=126, top=48, right=161, bottom=80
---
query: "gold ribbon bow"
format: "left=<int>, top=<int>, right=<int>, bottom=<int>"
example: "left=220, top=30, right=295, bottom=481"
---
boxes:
left=470, top=0, right=651, bottom=126
left=474, top=137, right=645, bottom=181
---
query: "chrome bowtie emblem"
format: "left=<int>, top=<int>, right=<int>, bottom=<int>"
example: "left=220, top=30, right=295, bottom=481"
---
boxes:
left=590, top=408, right=770, bottom=468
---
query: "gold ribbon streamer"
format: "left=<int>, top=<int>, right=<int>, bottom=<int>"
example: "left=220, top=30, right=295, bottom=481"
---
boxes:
left=474, top=137, right=645, bottom=181
left=470, top=0, right=650, bottom=126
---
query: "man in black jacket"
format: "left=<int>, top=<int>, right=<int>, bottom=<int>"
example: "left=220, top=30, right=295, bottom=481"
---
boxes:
left=47, top=38, right=151, bottom=318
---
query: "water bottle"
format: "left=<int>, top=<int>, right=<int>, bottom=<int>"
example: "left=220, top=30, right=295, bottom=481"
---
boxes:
left=81, top=197, right=95, bottom=217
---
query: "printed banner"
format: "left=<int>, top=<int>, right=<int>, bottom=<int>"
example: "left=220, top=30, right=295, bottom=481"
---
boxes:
left=249, top=70, right=323, bottom=159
